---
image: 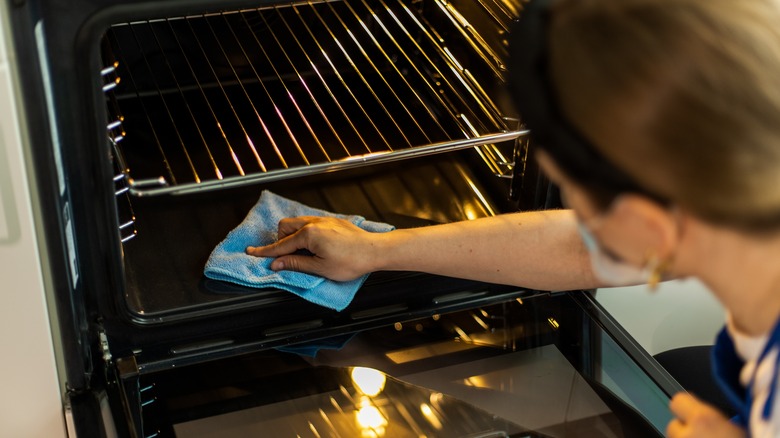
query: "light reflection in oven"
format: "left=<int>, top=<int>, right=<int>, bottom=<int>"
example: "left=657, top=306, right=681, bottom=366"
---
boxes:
left=352, top=366, right=388, bottom=396
left=420, top=401, right=444, bottom=430
left=352, top=367, right=390, bottom=436
left=356, top=399, right=388, bottom=437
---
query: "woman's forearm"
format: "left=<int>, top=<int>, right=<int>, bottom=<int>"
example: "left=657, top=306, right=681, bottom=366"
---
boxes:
left=375, top=209, right=600, bottom=291
left=249, top=208, right=600, bottom=290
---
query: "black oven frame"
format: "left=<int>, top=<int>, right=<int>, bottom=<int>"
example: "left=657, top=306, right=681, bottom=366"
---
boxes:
left=11, top=0, right=545, bottom=386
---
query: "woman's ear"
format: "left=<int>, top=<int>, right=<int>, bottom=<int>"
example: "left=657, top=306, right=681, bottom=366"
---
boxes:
left=600, top=194, right=680, bottom=264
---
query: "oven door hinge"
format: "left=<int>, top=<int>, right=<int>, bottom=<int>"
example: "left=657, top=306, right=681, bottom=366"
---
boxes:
left=115, top=355, right=145, bottom=438
left=98, top=328, right=142, bottom=435
left=98, top=329, right=112, bottom=364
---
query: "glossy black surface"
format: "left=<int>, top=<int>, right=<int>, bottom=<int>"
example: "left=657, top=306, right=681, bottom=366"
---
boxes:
left=113, top=149, right=542, bottom=375
left=122, top=152, right=514, bottom=320
left=131, top=293, right=680, bottom=437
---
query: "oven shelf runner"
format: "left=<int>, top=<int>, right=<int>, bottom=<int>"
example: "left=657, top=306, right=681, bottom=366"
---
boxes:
left=102, top=0, right=526, bottom=196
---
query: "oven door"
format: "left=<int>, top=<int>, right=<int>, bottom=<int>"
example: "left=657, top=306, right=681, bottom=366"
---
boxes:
left=80, top=291, right=681, bottom=438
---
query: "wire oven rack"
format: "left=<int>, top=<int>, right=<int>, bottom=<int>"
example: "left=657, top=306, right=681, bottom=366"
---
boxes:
left=102, top=0, right=527, bottom=197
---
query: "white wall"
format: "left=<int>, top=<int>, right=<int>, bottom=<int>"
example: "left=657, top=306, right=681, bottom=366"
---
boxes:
left=596, top=279, right=724, bottom=356
left=0, top=8, right=67, bottom=438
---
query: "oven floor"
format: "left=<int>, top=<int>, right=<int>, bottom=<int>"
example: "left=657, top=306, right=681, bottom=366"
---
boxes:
left=122, top=152, right=516, bottom=323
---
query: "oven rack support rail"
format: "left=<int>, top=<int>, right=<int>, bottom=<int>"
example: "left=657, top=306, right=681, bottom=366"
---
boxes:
left=125, top=131, right=528, bottom=196
left=103, top=62, right=139, bottom=242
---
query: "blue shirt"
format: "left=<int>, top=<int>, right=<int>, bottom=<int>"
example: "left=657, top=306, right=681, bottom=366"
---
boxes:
left=712, top=316, right=780, bottom=436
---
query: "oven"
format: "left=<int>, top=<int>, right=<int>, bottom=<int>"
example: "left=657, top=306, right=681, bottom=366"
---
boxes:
left=4, top=0, right=683, bottom=436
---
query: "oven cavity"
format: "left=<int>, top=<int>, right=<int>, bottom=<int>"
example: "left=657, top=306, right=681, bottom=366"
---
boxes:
left=96, top=0, right=530, bottom=327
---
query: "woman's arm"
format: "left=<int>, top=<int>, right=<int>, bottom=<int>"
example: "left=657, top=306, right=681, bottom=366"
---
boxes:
left=247, top=209, right=600, bottom=291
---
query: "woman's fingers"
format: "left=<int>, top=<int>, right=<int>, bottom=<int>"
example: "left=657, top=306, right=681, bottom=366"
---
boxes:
left=669, top=392, right=699, bottom=419
left=667, top=392, right=746, bottom=438
left=245, top=216, right=378, bottom=281
left=246, top=216, right=323, bottom=257
left=246, top=230, right=307, bottom=258
left=277, top=216, right=321, bottom=240
left=270, top=253, right=322, bottom=276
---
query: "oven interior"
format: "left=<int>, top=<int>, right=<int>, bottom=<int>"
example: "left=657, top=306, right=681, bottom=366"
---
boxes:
left=98, top=0, right=538, bottom=352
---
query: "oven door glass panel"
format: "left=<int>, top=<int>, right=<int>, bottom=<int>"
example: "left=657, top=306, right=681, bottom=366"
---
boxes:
left=138, top=293, right=677, bottom=437
left=174, top=366, right=539, bottom=437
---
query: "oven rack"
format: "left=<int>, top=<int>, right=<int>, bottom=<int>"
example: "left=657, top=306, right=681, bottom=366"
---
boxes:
left=103, top=0, right=526, bottom=197
left=475, top=0, right=523, bottom=33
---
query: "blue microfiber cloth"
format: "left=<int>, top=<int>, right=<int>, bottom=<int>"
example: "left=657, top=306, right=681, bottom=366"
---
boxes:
left=204, top=190, right=394, bottom=311
left=276, top=333, right=356, bottom=357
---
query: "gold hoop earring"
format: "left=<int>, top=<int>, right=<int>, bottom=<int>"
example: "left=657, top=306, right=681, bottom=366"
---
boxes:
left=645, top=253, right=670, bottom=292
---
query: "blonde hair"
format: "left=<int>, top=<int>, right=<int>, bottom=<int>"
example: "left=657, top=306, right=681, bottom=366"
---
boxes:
left=548, top=0, right=780, bottom=228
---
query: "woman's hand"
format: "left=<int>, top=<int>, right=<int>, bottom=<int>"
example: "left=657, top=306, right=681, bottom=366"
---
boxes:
left=246, top=216, right=383, bottom=281
left=667, top=392, right=746, bottom=438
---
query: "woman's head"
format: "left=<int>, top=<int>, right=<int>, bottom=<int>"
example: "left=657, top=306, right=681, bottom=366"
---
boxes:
left=513, top=0, right=780, bottom=229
